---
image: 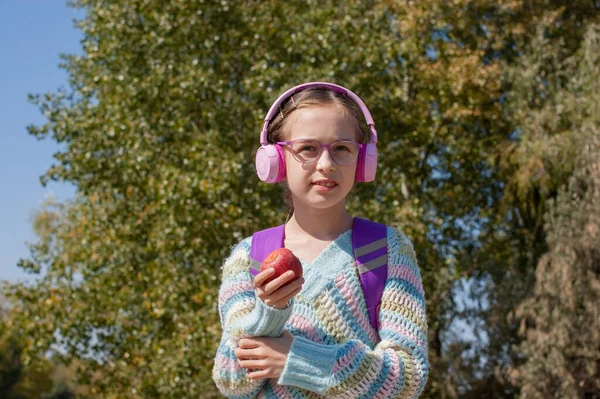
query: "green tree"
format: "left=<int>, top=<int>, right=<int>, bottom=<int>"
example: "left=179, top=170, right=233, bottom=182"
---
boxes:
left=0, top=295, right=78, bottom=399
left=0, top=299, right=26, bottom=397
left=509, top=23, right=600, bottom=398
left=514, top=144, right=600, bottom=393
left=9, top=0, right=594, bottom=397
left=450, top=5, right=600, bottom=398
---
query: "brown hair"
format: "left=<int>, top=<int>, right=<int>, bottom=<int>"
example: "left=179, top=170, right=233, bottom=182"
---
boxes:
left=266, top=88, right=369, bottom=216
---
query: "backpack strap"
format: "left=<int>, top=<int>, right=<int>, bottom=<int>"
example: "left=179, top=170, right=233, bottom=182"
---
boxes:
left=250, top=225, right=285, bottom=276
left=352, top=217, right=388, bottom=330
left=249, top=219, right=388, bottom=331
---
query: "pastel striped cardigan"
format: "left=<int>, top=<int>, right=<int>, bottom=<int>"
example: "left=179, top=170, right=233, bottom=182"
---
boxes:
left=212, top=225, right=429, bottom=398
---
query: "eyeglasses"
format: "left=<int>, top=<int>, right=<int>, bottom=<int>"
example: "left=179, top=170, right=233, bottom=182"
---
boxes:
left=277, top=139, right=364, bottom=165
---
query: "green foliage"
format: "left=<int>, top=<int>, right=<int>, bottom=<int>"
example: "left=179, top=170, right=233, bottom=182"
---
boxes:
left=510, top=23, right=600, bottom=398
left=0, top=313, right=25, bottom=396
left=449, top=6, right=600, bottom=398
left=0, top=297, right=78, bottom=399
left=5, top=0, right=599, bottom=397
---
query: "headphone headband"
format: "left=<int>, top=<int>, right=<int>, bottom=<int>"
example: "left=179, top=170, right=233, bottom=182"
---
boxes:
left=259, top=82, right=378, bottom=145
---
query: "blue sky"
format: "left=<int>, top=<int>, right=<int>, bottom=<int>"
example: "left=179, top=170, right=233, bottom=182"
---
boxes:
left=1, top=1, right=83, bottom=282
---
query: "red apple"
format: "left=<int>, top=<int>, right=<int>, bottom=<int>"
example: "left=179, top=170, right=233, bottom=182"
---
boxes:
left=260, top=248, right=303, bottom=285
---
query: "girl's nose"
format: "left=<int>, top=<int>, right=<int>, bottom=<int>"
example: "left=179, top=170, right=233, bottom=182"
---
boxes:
left=316, top=148, right=336, bottom=173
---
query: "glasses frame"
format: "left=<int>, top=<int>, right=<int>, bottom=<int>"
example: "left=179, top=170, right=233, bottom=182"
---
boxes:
left=277, top=139, right=365, bottom=165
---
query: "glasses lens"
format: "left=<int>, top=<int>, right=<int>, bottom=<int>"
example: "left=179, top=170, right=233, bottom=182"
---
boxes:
left=291, top=140, right=321, bottom=163
left=289, top=139, right=360, bottom=165
left=330, top=141, right=359, bottom=165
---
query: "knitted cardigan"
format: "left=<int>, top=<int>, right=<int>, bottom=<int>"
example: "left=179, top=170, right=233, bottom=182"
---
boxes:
left=212, top=225, right=429, bottom=398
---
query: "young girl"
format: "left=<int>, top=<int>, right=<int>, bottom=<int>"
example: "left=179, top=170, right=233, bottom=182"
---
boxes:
left=212, top=82, right=429, bottom=398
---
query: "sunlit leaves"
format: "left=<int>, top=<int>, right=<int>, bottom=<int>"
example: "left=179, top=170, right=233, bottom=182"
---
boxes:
left=7, top=0, right=597, bottom=397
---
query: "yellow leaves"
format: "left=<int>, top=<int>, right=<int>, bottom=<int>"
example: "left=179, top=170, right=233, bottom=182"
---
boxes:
left=191, top=293, right=204, bottom=304
left=152, top=308, right=165, bottom=317
left=44, top=291, right=63, bottom=306
left=444, top=55, right=500, bottom=95
left=125, top=185, right=138, bottom=199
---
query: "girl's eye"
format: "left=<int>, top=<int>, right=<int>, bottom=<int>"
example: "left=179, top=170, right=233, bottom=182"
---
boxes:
left=294, top=142, right=319, bottom=153
left=333, top=144, right=352, bottom=152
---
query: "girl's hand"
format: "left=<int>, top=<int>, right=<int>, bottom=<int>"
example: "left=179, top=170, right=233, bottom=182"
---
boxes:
left=235, top=330, right=294, bottom=379
left=254, top=268, right=304, bottom=309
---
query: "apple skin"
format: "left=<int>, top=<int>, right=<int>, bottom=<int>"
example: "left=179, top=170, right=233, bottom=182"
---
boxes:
left=260, top=248, right=303, bottom=284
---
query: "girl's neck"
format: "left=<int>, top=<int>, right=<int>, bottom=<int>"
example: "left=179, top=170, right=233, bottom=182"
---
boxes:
left=286, top=202, right=353, bottom=241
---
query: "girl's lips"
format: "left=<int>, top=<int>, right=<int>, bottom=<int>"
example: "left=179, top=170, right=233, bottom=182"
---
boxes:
left=312, top=179, right=338, bottom=185
left=311, top=181, right=338, bottom=191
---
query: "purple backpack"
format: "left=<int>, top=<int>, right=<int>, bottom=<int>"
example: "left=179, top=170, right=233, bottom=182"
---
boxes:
left=249, top=218, right=388, bottom=330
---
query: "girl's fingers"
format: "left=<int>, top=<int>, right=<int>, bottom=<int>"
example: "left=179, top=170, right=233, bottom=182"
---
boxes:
left=247, top=369, right=270, bottom=380
left=234, top=347, right=261, bottom=359
left=272, top=284, right=303, bottom=307
left=287, top=285, right=303, bottom=300
left=253, top=268, right=276, bottom=287
left=238, top=359, right=266, bottom=369
left=256, top=271, right=304, bottom=309
left=262, top=271, right=298, bottom=293
left=237, top=338, right=259, bottom=349
left=269, top=278, right=304, bottom=302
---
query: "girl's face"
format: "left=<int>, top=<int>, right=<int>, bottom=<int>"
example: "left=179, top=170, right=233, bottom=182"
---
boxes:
left=283, top=105, right=359, bottom=211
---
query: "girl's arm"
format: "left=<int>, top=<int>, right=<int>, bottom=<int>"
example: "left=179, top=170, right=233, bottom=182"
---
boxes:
left=277, top=227, right=429, bottom=398
left=212, top=238, right=295, bottom=398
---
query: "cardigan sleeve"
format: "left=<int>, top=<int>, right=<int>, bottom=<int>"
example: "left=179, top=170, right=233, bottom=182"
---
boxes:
left=212, top=238, right=295, bottom=398
left=277, top=227, right=429, bottom=398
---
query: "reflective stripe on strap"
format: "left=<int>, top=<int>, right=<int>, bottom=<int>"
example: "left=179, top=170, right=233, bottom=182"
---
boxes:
left=250, top=258, right=262, bottom=273
left=354, top=237, right=387, bottom=257
left=356, top=254, right=388, bottom=274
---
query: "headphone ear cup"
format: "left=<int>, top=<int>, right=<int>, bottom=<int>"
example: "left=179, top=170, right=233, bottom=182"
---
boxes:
left=355, top=143, right=377, bottom=183
left=256, top=144, right=286, bottom=183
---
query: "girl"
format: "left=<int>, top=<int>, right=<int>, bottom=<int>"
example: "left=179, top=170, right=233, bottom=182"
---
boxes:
left=212, top=82, right=429, bottom=398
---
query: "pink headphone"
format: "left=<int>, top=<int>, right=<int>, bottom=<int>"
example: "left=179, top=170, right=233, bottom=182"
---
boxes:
left=255, top=82, right=378, bottom=183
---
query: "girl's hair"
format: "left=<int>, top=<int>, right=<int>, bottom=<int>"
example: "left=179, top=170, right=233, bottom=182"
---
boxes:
left=266, top=88, right=369, bottom=216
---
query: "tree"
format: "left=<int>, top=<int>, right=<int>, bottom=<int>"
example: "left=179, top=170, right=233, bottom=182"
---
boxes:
left=8, top=0, right=592, bottom=397
left=0, top=295, right=78, bottom=399
left=451, top=7, right=600, bottom=397
left=0, top=298, right=26, bottom=397
left=512, top=136, right=600, bottom=398
left=509, top=23, right=600, bottom=398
